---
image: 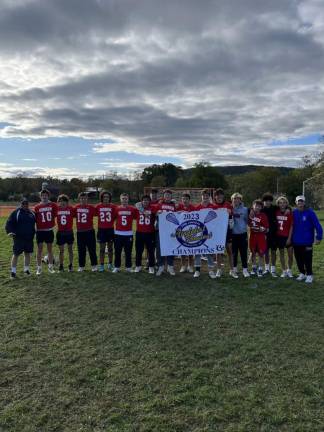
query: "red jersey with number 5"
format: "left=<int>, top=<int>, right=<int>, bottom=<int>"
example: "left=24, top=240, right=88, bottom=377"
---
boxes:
left=115, top=205, right=137, bottom=235
left=75, top=204, right=96, bottom=231
left=135, top=206, right=155, bottom=233
left=57, top=206, right=75, bottom=232
left=96, top=203, right=116, bottom=229
left=34, top=202, right=57, bottom=230
left=275, top=210, right=293, bottom=237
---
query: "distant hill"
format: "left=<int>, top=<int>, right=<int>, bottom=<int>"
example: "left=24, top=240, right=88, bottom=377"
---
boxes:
left=183, top=165, right=293, bottom=177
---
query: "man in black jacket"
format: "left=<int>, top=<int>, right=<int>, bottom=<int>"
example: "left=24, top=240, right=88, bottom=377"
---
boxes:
left=5, top=198, right=36, bottom=279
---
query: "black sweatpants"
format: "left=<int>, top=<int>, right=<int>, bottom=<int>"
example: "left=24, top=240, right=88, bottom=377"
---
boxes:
left=77, top=229, right=98, bottom=267
left=293, top=244, right=313, bottom=275
left=135, top=232, right=155, bottom=267
left=114, top=234, right=133, bottom=269
left=232, top=232, right=248, bottom=268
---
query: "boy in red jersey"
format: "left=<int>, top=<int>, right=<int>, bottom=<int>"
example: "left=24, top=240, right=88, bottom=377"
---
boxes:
left=193, top=190, right=217, bottom=279
left=134, top=195, right=156, bottom=273
left=150, top=188, right=160, bottom=205
left=176, top=193, right=195, bottom=273
left=249, top=200, right=269, bottom=277
left=96, top=191, right=116, bottom=272
left=56, top=194, right=75, bottom=272
left=74, top=192, right=98, bottom=272
left=155, top=189, right=177, bottom=276
left=213, top=188, right=238, bottom=279
left=113, top=193, right=137, bottom=273
left=34, top=189, right=57, bottom=275
left=275, top=196, right=293, bottom=278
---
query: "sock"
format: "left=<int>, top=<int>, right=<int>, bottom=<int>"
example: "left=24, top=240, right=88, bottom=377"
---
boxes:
left=271, top=265, right=276, bottom=272
left=265, top=264, right=270, bottom=270
left=11, top=267, right=17, bottom=273
left=24, top=266, right=30, bottom=272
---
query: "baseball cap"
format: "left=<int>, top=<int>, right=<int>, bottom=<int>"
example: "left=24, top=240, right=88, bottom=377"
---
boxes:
left=295, top=195, right=305, bottom=203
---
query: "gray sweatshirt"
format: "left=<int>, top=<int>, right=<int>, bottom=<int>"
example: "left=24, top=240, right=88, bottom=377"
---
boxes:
left=232, top=203, right=249, bottom=234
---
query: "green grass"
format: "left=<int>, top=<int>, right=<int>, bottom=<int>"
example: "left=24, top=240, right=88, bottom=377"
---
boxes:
left=0, top=214, right=323, bottom=431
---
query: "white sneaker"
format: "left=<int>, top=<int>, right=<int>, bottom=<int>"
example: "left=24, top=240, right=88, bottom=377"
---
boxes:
left=36, top=267, right=42, bottom=276
left=187, top=266, right=194, bottom=273
left=215, top=269, right=222, bottom=278
left=148, top=267, right=155, bottom=274
left=156, top=266, right=164, bottom=276
left=305, top=275, right=313, bottom=284
left=112, top=267, right=120, bottom=273
left=280, top=271, right=287, bottom=278
left=179, top=266, right=186, bottom=273
left=209, top=270, right=216, bottom=279
left=250, top=268, right=257, bottom=276
left=48, top=265, right=55, bottom=274
left=167, top=265, right=175, bottom=276
left=271, top=271, right=278, bottom=278
left=242, top=268, right=250, bottom=278
left=78, top=267, right=85, bottom=272
left=193, top=270, right=200, bottom=278
left=286, top=269, right=293, bottom=278
left=125, top=267, right=133, bottom=273
left=229, top=269, right=239, bottom=279
left=296, top=273, right=306, bottom=281
left=91, top=266, right=98, bottom=272
left=134, top=266, right=142, bottom=273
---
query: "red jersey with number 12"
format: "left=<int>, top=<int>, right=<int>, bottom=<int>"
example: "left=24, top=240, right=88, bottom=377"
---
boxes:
left=115, top=205, right=137, bottom=235
left=57, top=206, right=75, bottom=232
left=74, top=204, right=96, bottom=231
left=96, top=203, right=116, bottom=229
left=34, top=202, right=58, bottom=230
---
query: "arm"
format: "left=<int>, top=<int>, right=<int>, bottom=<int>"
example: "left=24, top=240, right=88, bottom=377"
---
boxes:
left=5, top=210, right=17, bottom=236
left=310, top=210, right=323, bottom=243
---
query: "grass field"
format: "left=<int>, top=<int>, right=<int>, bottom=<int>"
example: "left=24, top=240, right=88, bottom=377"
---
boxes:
left=0, top=214, right=323, bottom=432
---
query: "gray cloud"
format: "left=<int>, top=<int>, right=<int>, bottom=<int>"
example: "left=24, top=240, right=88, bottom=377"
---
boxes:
left=1, top=0, right=324, bottom=167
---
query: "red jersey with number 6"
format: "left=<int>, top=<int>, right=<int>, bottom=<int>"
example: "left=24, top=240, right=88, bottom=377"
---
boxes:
left=75, top=204, right=96, bottom=231
left=115, top=205, right=137, bottom=235
left=96, top=203, right=116, bottom=229
left=275, top=210, right=293, bottom=237
left=135, top=206, right=156, bottom=233
left=34, top=202, right=57, bottom=231
left=57, top=206, right=75, bottom=232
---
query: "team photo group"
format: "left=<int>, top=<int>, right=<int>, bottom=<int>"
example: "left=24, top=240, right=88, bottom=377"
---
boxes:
left=5, top=187, right=323, bottom=284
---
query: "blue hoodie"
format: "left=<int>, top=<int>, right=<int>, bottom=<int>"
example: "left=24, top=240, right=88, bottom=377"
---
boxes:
left=292, top=208, right=323, bottom=246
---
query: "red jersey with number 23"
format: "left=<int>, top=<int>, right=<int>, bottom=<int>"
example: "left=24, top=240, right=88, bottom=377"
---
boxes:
left=57, top=206, right=75, bottom=232
left=74, top=204, right=96, bottom=231
left=34, top=202, right=58, bottom=230
left=96, top=203, right=116, bottom=229
left=115, top=205, right=137, bottom=235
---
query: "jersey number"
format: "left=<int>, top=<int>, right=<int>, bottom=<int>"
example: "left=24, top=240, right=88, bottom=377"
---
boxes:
left=100, top=211, right=111, bottom=222
left=139, top=215, right=151, bottom=225
left=77, top=213, right=88, bottom=223
left=41, top=211, right=52, bottom=223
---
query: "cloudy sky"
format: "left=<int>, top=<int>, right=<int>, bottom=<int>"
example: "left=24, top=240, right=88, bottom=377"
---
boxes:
left=0, top=0, right=324, bottom=178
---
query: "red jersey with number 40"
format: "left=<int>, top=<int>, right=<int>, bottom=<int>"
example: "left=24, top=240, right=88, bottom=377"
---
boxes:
left=135, top=206, right=155, bottom=233
left=74, top=204, right=96, bottom=231
left=34, top=202, right=57, bottom=230
left=57, top=206, right=75, bottom=232
left=115, top=205, right=137, bottom=234
left=275, top=210, right=293, bottom=237
left=96, top=203, right=116, bottom=229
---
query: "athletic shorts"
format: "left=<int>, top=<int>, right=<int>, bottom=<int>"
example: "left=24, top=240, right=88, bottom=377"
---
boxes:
left=249, top=233, right=267, bottom=256
left=97, top=228, right=114, bottom=243
left=36, top=230, right=54, bottom=244
left=56, top=231, right=74, bottom=246
left=275, top=236, right=289, bottom=250
left=226, top=228, right=233, bottom=244
left=266, top=234, right=277, bottom=250
left=13, top=237, right=34, bottom=255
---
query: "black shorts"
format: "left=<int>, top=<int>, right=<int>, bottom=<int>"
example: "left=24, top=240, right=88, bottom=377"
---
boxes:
left=275, top=236, right=290, bottom=250
left=97, top=228, right=114, bottom=243
left=13, top=237, right=34, bottom=255
left=226, top=228, right=233, bottom=244
left=266, top=234, right=277, bottom=250
left=36, top=230, right=54, bottom=244
left=56, top=231, right=74, bottom=246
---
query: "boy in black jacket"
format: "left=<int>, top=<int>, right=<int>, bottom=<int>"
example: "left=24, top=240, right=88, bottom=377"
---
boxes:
left=5, top=198, right=36, bottom=279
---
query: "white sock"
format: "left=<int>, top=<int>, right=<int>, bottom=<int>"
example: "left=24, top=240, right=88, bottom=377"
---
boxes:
left=11, top=267, right=17, bottom=273
left=271, top=266, right=276, bottom=272
left=24, top=266, right=30, bottom=272
left=265, top=264, right=270, bottom=270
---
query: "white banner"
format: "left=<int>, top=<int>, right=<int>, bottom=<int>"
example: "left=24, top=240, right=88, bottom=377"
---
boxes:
left=158, top=209, right=229, bottom=256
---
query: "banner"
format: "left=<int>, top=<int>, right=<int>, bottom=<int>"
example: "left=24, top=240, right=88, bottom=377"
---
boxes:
left=158, top=208, right=229, bottom=256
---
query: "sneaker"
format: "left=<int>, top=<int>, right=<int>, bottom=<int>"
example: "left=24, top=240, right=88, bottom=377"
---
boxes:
left=156, top=266, right=164, bottom=276
left=10, top=272, right=16, bottom=280
left=167, top=265, right=175, bottom=276
left=78, top=267, right=85, bottom=272
left=209, top=270, right=216, bottom=279
left=134, top=266, right=142, bottom=273
left=48, top=266, right=55, bottom=274
left=229, top=269, right=239, bottom=279
left=179, top=266, right=186, bottom=273
left=91, top=266, right=98, bottom=272
left=68, top=264, right=73, bottom=272
left=36, top=267, right=42, bottom=276
left=187, top=266, right=194, bottom=273
left=215, top=269, right=222, bottom=278
left=286, top=269, right=293, bottom=278
left=271, top=271, right=278, bottom=278
left=257, top=268, right=263, bottom=277
left=107, top=263, right=114, bottom=271
left=193, top=270, right=200, bottom=278
left=250, top=267, right=257, bottom=276
left=99, top=264, right=105, bottom=272
left=280, top=271, right=287, bottom=278
left=59, top=264, right=64, bottom=272
left=263, top=269, right=270, bottom=275
left=242, top=268, right=250, bottom=278
left=148, top=267, right=155, bottom=274
left=305, top=275, right=313, bottom=284
left=296, top=273, right=306, bottom=281
left=125, top=267, right=133, bottom=273
left=24, top=269, right=31, bottom=276
left=112, top=267, right=120, bottom=273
